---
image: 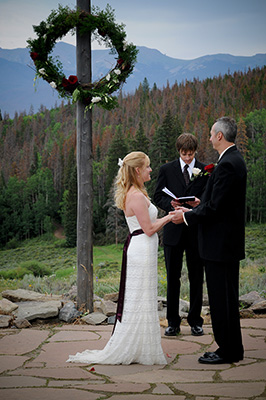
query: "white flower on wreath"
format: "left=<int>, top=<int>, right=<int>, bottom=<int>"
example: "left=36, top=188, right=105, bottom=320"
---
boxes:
left=91, top=96, right=102, bottom=103
left=192, top=167, right=202, bottom=177
left=123, top=41, right=128, bottom=51
left=106, top=73, right=111, bottom=81
left=114, top=69, right=121, bottom=75
left=50, top=82, right=57, bottom=89
left=39, top=68, right=46, bottom=75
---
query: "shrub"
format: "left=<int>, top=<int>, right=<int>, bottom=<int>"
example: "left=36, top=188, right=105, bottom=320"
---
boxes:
left=0, top=261, right=51, bottom=280
left=19, top=261, right=51, bottom=277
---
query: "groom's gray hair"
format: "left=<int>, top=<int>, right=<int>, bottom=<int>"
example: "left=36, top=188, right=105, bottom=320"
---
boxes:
left=214, top=117, right=237, bottom=143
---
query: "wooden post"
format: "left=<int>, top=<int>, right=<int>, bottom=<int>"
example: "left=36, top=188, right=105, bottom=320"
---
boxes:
left=76, top=0, right=93, bottom=312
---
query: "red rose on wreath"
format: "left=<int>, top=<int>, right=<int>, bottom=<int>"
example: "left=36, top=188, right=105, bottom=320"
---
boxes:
left=62, top=75, right=79, bottom=93
left=30, top=52, right=39, bottom=61
left=68, top=75, right=78, bottom=85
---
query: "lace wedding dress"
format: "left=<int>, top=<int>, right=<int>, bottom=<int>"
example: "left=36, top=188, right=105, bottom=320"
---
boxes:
left=67, top=203, right=166, bottom=365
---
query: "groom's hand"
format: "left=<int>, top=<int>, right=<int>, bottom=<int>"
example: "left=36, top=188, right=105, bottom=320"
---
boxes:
left=169, top=209, right=185, bottom=224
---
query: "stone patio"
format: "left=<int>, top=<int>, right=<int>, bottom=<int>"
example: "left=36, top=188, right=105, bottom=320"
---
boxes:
left=0, top=318, right=265, bottom=399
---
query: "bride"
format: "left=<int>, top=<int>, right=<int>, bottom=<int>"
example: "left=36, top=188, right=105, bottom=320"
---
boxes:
left=67, top=151, right=173, bottom=365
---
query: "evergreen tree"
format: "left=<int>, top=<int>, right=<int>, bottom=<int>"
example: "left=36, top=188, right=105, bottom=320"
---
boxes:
left=93, top=159, right=106, bottom=236
left=105, top=125, right=128, bottom=196
left=129, top=121, right=150, bottom=153
left=236, top=117, right=248, bottom=158
left=148, top=125, right=169, bottom=196
left=105, top=184, right=127, bottom=244
left=244, top=109, right=266, bottom=223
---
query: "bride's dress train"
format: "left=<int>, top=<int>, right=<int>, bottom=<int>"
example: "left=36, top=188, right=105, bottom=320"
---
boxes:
left=67, top=203, right=166, bottom=365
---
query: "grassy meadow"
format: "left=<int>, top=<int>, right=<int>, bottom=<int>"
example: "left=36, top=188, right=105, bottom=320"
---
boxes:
left=0, top=224, right=265, bottom=300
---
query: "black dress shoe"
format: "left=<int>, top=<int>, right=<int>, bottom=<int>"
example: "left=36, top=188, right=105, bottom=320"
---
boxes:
left=198, top=351, right=242, bottom=364
left=191, top=325, right=204, bottom=336
left=164, top=326, right=180, bottom=336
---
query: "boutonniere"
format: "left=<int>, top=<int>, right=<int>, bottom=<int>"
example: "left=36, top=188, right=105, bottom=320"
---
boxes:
left=191, top=163, right=216, bottom=180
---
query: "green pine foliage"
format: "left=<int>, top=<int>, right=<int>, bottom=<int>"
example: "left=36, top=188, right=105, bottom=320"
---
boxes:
left=0, top=69, right=266, bottom=247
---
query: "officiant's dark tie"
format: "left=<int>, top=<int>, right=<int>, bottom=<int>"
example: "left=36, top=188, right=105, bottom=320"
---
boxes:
left=183, top=164, right=190, bottom=185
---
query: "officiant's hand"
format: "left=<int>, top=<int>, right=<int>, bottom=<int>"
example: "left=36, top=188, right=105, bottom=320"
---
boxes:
left=186, top=196, right=200, bottom=207
left=171, top=199, right=182, bottom=208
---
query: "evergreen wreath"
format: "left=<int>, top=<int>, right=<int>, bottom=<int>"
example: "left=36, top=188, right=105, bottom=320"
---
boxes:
left=27, top=4, right=138, bottom=110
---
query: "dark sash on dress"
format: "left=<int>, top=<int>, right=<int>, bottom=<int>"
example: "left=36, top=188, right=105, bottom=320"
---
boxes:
left=112, top=228, right=144, bottom=334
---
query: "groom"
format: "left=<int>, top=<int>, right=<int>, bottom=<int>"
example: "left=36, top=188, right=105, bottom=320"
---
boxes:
left=171, top=117, right=246, bottom=364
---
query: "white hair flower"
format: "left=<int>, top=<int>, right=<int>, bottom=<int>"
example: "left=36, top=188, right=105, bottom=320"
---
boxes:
left=39, top=68, right=46, bottom=75
left=114, top=69, right=121, bottom=75
left=106, top=73, right=111, bottom=81
left=50, top=82, right=57, bottom=89
left=118, top=158, right=123, bottom=167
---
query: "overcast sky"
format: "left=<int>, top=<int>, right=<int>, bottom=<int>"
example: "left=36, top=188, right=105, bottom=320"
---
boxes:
left=0, top=0, right=266, bottom=59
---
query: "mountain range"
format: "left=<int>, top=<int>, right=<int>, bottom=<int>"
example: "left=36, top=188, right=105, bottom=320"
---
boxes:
left=0, top=42, right=266, bottom=118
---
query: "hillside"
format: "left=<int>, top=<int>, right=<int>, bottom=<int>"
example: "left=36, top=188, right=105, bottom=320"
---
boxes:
left=0, top=66, right=265, bottom=246
left=0, top=43, right=266, bottom=117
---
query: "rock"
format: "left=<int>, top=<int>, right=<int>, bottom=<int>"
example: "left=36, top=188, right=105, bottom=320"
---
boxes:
left=99, top=300, right=117, bottom=316
left=107, top=315, right=116, bottom=324
left=81, top=312, right=107, bottom=325
left=2, top=289, right=62, bottom=303
left=201, top=306, right=210, bottom=316
left=0, top=314, right=13, bottom=328
left=13, top=318, right=31, bottom=328
left=59, top=301, right=81, bottom=322
left=158, top=308, right=167, bottom=321
left=157, top=296, right=167, bottom=306
left=64, top=285, right=77, bottom=301
left=13, top=300, right=62, bottom=321
left=0, top=298, right=18, bottom=315
left=180, top=299, right=189, bottom=313
left=159, top=318, right=168, bottom=327
left=240, top=308, right=256, bottom=318
left=250, top=300, right=266, bottom=313
left=158, top=300, right=164, bottom=311
left=239, top=291, right=264, bottom=308
left=202, top=294, right=209, bottom=306
left=104, top=292, right=119, bottom=302
left=93, top=300, right=102, bottom=312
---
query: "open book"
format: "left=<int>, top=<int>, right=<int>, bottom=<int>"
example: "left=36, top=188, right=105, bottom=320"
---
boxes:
left=162, top=187, right=195, bottom=203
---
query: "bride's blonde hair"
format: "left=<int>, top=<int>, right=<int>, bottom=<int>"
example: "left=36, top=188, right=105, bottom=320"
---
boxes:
left=114, top=151, right=150, bottom=210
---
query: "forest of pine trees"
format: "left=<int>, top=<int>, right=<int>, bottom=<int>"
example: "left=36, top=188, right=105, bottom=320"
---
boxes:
left=0, top=66, right=266, bottom=247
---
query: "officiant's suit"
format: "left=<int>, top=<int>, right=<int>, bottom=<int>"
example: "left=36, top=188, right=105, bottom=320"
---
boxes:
left=154, top=158, right=208, bottom=332
left=184, top=145, right=246, bottom=362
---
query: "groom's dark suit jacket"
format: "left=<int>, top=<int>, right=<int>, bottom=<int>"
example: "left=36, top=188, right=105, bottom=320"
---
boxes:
left=154, top=159, right=208, bottom=245
left=185, top=146, right=247, bottom=262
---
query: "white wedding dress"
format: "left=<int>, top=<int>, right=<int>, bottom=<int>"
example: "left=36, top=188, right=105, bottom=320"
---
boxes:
left=67, top=203, right=166, bottom=365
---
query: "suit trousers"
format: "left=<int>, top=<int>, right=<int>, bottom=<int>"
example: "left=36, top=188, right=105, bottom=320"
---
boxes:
left=164, top=227, right=204, bottom=328
left=204, top=260, right=244, bottom=360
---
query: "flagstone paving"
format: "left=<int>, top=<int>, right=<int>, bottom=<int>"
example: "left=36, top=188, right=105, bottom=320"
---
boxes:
left=0, top=318, right=265, bottom=399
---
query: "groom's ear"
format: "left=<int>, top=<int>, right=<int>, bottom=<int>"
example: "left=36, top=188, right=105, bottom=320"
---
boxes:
left=217, top=131, right=223, bottom=141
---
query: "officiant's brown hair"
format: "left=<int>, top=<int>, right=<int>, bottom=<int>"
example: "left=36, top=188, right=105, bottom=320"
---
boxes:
left=176, top=133, right=198, bottom=152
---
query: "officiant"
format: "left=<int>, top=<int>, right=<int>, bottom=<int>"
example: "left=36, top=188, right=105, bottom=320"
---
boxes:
left=154, top=133, right=208, bottom=336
